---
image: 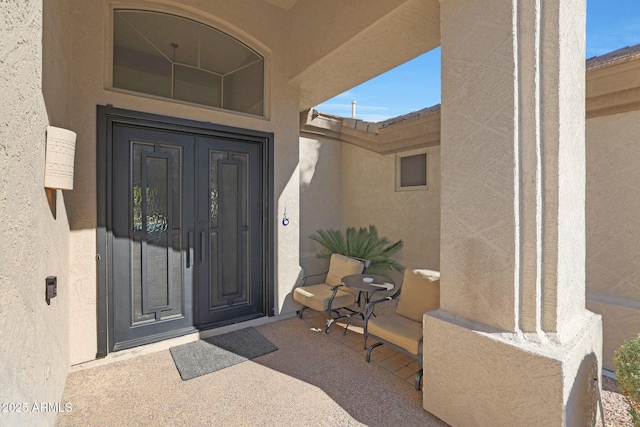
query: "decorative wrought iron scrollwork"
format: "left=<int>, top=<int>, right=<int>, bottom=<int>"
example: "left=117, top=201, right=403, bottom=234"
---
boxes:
left=133, top=185, right=168, bottom=240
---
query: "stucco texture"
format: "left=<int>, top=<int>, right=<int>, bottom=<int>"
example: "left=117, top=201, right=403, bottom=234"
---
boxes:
left=341, top=144, right=441, bottom=270
left=439, top=0, right=589, bottom=336
left=424, top=310, right=603, bottom=427
left=0, top=0, right=71, bottom=425
left=299, top=136, right=342, bottom=277
left=429, top=0, right=602, bottom=424
left=586, top=110, right=640, bottom=370
left=299, top=135, right=440, bottom=281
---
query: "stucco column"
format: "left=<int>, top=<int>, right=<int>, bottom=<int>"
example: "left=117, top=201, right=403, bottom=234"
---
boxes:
left=424, top=0, right=603, bottom=425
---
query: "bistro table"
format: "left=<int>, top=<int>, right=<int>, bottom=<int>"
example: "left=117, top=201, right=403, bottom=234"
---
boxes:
left=326, top=274, right=395, bottom=334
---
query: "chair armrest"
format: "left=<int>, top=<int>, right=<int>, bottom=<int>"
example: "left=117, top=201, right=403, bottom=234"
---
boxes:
left=363, top=296, right=393, bottom=323
left=297, top=270, right=329, bottom=287
left=363, top=287, right=401, bottom=321
left=369, top=287, right=401, bottom=304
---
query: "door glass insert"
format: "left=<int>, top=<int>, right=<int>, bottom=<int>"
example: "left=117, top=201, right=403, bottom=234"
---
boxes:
left=208, top=151, right=226, bottom=228
left=159, top=145, right=183, bottom=229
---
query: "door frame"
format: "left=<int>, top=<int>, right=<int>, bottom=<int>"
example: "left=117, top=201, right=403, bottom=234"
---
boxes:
left=96, top=105, right=274, bottom=358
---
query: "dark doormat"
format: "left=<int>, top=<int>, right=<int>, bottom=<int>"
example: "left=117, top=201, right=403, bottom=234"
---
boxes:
left=170, top=327, right=278, bottom=381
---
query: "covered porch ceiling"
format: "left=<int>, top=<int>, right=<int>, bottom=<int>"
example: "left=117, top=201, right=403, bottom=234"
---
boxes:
left=281, top=0, right=441, bottom=111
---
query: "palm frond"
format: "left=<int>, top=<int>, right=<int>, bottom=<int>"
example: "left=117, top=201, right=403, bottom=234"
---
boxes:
left=308, top=225, right=404, bottom=277
left=309, top=228, right=347, bottom=258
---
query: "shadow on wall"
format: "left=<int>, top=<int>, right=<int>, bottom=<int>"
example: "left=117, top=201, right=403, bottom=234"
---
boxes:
left=46, top=188, right=57, bottom=219
left=299, top=137, right=342, bottom=260
left=300, top=137, right=321, bottom=189
left=566, top=352, right=599, bottom=426
left=280, top=268, right=306, bottom=315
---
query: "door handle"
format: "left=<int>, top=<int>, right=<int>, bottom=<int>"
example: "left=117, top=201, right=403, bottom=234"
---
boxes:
left=187, top=231, right=194, bottom=268
left=201, top=231, right=206, bottom=264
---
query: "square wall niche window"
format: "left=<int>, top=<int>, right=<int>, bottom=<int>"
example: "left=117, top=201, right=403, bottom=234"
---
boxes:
left=395, top=151, right=428, bottom=191
left=112, top=9, right=264, bottom=116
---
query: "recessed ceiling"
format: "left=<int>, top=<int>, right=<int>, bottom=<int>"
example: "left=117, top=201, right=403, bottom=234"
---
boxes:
left=115, top=10, right=261, bottom=75
left=264, top=0, right=298, bottom=10
left=113, top=10, right=264, bottom=114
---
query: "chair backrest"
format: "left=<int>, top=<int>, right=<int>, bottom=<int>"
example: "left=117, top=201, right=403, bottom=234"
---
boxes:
left=325, top=254, right=366, bottom=287
left=395, top=269, right=440, bottom=322
left=355, top=257, right=372, bottom=272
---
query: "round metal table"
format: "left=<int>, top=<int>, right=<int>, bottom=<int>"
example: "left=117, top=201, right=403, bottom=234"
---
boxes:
left=327, top=274, right=395, bottom=334
left=341, top=274, right=395, bottom=303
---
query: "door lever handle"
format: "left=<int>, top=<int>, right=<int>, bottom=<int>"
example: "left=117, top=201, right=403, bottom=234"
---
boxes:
left=187, top=231, right=194, bottom=268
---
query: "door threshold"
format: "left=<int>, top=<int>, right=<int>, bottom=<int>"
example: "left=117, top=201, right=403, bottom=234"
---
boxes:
left=72, top=313, right=293, bottom=372
left=196, top=313, right=266, bottom=333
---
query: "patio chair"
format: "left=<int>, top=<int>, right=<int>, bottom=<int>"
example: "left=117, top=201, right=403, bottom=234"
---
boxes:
left=293, top=253, right=369, bottom=332
left=363, top=268, right=440, bottom=390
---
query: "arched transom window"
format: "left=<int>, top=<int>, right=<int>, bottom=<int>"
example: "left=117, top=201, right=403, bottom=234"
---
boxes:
left=113, top=10, right=264, bottom=115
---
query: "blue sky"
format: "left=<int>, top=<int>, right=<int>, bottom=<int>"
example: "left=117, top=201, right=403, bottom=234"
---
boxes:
left=315, top=1, right=640, bottom=122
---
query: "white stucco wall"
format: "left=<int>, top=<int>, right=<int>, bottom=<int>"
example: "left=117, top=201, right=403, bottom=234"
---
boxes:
left=64, top=0, right=302, bottom=363
left=341, top=144, right=441, bottom=270
left=586, top=110, right=640, bottom=371
left=0, top=0, right=72, bottom=425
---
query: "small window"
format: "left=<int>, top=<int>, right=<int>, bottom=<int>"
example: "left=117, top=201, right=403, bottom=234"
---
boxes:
left=395, top=151, right=428, bottom=191
left=113, top=10, right=264, bottom=115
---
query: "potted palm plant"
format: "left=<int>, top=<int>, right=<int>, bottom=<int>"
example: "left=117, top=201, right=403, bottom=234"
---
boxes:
left=308, top=225, right=404, bottom=276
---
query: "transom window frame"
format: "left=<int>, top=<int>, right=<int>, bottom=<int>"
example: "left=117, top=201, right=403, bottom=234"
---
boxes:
left=105, top=6, right=271, bottom=119
left=394, top=148, right=429, bottom=192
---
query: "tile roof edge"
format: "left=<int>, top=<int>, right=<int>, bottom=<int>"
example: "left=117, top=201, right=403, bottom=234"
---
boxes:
left=586, top=43, right=640, bottom=71
left=313, top=43, right=640, bottom=129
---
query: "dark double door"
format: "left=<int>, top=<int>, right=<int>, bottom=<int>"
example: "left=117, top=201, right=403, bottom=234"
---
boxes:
left=110, top=122, right=266, bottom=351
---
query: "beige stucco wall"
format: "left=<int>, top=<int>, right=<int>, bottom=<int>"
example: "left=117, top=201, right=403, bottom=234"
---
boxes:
left=299, top=136, right=342, bottom=278
left=298, top=134, right=441, bottom=276
left=425, top=310, right=602, bottom=426
left=64, top=0, right=302, bottom=364
left=341, top=144, right=441, bottom=270
left=0, top=0, right=72, bottom=425
left=586, top=110, right=640, bottom=371
left=437, top=0, right=589, bottom=336
left=426, top=0, right=602, bottom=424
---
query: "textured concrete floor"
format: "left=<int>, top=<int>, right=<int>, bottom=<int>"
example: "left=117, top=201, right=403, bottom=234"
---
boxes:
left=55, top=312, right=447, bottom=427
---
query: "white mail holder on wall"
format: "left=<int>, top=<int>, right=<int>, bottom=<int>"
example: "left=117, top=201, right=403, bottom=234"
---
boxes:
left=44, top=126, right=76, bottom=190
